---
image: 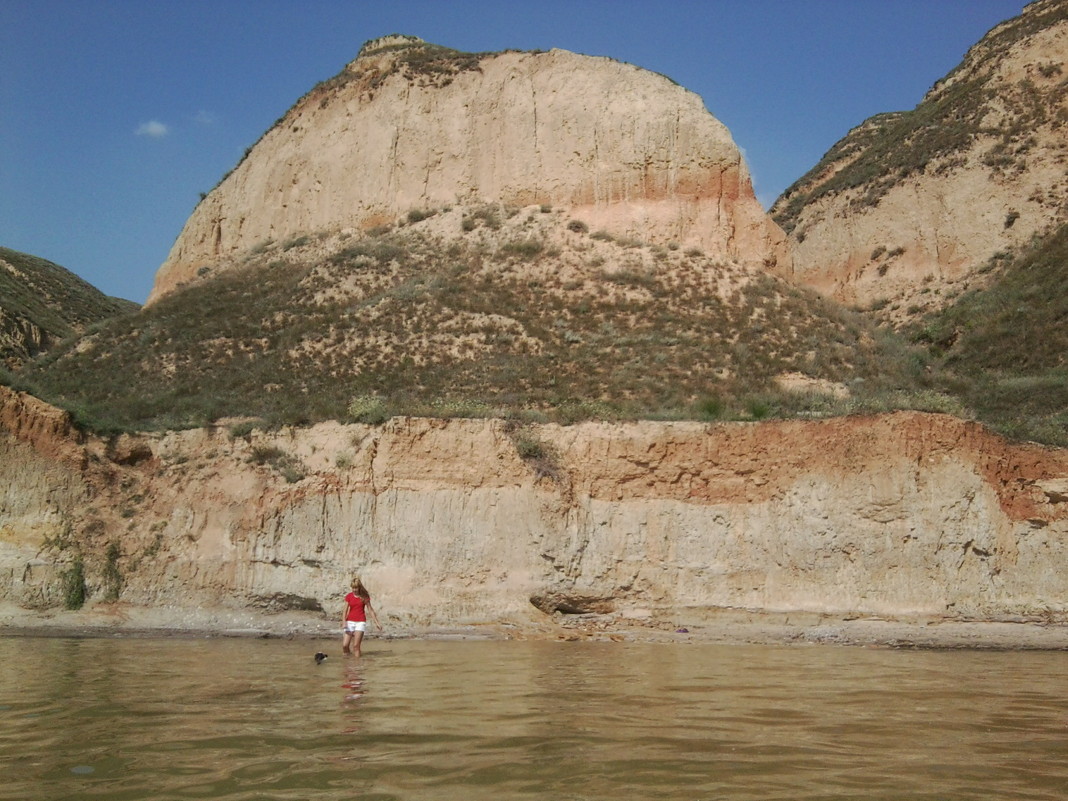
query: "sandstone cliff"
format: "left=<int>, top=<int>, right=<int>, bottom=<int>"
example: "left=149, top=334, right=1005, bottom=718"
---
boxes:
left=771, top=0, right=1068, bottom=323
left=149, top=36, right=787, bottom=303
left=4, top=385, right=1067, bottom=632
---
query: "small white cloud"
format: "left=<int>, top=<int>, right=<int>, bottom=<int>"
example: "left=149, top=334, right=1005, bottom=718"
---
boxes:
left=135, top=120, right=169, bottom=138
left=194, top=110, right=216, bottom=125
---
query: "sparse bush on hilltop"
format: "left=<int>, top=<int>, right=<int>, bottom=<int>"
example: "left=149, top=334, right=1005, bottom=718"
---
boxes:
left=0, top=247, right=138, bottom=368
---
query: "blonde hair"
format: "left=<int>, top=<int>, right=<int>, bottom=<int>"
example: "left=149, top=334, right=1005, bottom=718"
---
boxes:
left=350, top=576, right=370, bottom=599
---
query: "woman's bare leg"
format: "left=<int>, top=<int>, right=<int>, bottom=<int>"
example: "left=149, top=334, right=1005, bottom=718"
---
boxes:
left=342, top=631, right=353, bottom=654
left=352, top=630, right=365, bottom=657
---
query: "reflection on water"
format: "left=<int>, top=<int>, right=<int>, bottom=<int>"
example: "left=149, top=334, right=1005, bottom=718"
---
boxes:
left=1, top=635, right=1067, bottom=800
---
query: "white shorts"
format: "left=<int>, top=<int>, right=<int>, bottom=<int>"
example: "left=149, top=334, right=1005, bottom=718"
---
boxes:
left=344, top=621, right=367, bottom=633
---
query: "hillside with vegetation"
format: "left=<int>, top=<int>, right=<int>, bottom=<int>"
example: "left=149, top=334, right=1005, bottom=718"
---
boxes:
left=0, top=247, right=138, bottom=370
left=6, top=9, right=1068, bottom=450
left=10, top=207, right=946, bottom=434
left=773, top=0, right=1068, bottom=227
left=909, top=222, right=1068, bottom=445
left=770, top=0, right=1068, bottom=323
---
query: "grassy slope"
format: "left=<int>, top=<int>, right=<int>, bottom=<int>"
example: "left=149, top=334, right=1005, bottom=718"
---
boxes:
left=0, top=247, right=139, bottom=364
left=13, top=209, right=943, bottom=433
left=910, top=223, right=1068, bottom=445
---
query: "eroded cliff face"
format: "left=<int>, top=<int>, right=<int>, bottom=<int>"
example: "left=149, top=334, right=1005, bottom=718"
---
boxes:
left=3, top=386, right=1068, bottom=628
left=771, top=0, right=1068, bottom=321
left=149, top=37, right=787, bottom=303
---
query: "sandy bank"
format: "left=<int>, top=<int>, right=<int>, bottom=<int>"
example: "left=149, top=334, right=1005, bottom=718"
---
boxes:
left=2, top=602, right=1066, bottom=650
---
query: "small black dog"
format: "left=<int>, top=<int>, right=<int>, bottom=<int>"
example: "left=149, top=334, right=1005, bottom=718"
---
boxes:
left=314, top=652, right=328, bottom=664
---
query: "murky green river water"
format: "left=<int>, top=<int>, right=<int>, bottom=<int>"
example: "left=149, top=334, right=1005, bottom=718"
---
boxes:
left=1, top=635, right=1066, bottom=800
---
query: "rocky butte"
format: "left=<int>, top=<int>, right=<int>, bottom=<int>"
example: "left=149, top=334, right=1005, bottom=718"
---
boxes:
left=150, top=35, right=788, bottom=304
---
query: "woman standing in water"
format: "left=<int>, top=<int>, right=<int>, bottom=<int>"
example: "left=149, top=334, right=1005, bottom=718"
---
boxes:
left=341, top=575, right=381, bottom=657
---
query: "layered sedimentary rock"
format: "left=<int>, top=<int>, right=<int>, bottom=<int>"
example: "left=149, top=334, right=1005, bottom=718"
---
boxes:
left=149, top=36, right=787, bottom=303
left=3, top=386, right=1067, bottom=627
left=771, top=0, right=1068, bottom=321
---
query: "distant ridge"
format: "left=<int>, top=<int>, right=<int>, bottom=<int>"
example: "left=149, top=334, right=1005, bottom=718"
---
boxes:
left=0, top=247, right=137, bottom=369
left=771, top=0, right=1068, bottom=326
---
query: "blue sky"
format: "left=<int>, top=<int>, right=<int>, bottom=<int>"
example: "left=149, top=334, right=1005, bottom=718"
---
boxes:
left=1, top=0, right=1025, bottom=304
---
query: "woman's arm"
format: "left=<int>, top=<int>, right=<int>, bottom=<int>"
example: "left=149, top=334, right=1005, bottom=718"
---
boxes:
left=367, top=600, right=382, bottom=628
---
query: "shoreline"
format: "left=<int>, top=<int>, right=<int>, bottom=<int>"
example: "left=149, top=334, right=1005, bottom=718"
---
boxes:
left=2, top=603, right=1067, bottom=650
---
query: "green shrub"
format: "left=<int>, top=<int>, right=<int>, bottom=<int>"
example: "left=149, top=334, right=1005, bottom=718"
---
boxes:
left=508, top=427, right=563, bottom=482
left=426, top=398, right=494, bottom=418
left=103, top=542, right=122, bottom=602
left=62, top=556, right=86, bottom=610
left=461, top=207, right=501, bottom=231
left=347, top=395, right=390, bottom=425
left=500, top=239, right=544, bottom=259
left=278, top=463, right=304, bottom=483
left=512, top=432, right=546, bottom=459
left=250, top=445, right=286, bottom=465
left=601, top=267, right=657, bottom=290
left=553, top=400, right=620, bottom=425
left=249, top=445, right=305, bottom=482
left=746, top=399, right=773, bottom=420
left=696, top=396, right=725, bottom=420
left=229, top=419, right=265, bottom=438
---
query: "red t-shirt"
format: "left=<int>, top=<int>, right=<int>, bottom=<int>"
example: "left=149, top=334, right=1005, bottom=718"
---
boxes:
left=345, top=592, right=368, bottom=622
